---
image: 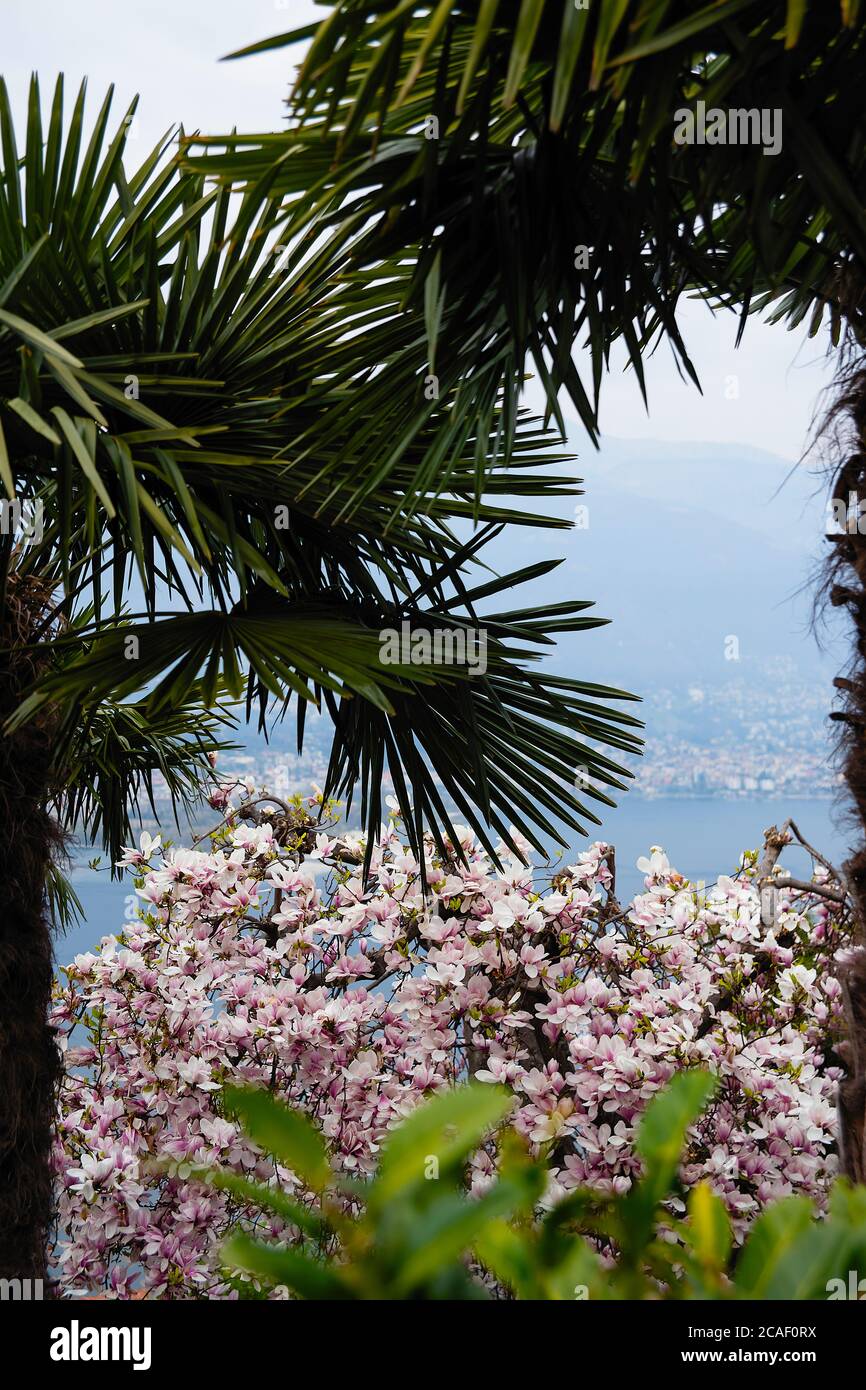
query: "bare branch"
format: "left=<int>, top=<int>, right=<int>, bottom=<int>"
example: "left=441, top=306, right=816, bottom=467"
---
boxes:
left=765, top=874, right=847, bottom=904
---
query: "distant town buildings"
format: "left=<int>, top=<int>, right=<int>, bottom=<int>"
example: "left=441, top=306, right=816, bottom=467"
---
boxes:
left=626, top=670, right=840, bottom=799
left=134, top=669, right=842, bottom=838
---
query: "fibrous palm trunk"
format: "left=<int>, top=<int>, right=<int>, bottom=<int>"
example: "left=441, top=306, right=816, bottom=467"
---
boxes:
left=824, top=360, right=866, bottom=1182
left=0, top=567, right=62, bottom=1283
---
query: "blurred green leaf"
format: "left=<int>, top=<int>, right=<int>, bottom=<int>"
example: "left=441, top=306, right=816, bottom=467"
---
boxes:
left=394, top=1168, right=544, bottom=1294
left=202, top=1168, right=331, bottom=1242
left=222, top=1233, right=351, bottom=1300
left=635, top=1070, right=717, bottom=1203
left=223, top=1087, right=332, bottom=1193
left=687, top=1181, right=732, bottom=1274
left=734, top=1197, right=815, bottom=1297
left=620, top=1069, right=717, bottom=1258
left=371, top=1084, right=513, bottom=1207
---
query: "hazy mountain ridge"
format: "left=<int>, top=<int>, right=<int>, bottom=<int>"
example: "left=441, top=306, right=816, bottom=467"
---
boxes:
left=483, top=432, right=841, bottom=688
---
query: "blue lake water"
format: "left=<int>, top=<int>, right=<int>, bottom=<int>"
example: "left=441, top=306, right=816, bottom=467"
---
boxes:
left=53, top=796, right=852, bottom=969
left=587, top=795, right=849, bottom=902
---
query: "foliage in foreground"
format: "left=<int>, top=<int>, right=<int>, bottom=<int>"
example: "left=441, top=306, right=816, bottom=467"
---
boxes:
left=219, top=1072, right=866, bottom=1301
left=52, top=783, right=858, bottom=1297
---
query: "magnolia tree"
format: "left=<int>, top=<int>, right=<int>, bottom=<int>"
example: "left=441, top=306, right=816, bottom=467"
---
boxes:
left=52, top=783, right=854, bottom=1298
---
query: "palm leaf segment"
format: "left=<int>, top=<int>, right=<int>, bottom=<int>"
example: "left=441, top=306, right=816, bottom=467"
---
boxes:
left=188, top=0, right=866, bottom=440
left=0, top=75, right=641, bottom=863
left=176, top=0, right=866, bottom=866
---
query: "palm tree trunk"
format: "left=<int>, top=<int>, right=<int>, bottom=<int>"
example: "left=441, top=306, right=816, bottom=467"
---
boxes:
left=0, top=567, right=62, bottom=1284
left=824, top=360, right=866, bottom=1182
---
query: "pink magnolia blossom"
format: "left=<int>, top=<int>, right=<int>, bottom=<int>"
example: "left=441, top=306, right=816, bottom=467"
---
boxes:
left=52, top=787, right=851, bottom=1297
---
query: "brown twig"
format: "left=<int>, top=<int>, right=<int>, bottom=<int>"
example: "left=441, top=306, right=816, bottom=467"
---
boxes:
left=769, top=875, right=847, bottom=904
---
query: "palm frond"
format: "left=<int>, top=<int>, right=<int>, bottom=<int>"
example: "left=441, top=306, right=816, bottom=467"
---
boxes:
left=1, top=73, right=644, bottom=866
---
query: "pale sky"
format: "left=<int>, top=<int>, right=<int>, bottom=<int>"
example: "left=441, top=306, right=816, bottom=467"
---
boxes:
left=534, top=295, right=836, bottom=463
left=2, top=0, right=835, bottom=461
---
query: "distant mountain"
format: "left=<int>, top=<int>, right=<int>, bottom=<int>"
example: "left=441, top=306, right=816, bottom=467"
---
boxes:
left=481, top=432, right=844, bottom=689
